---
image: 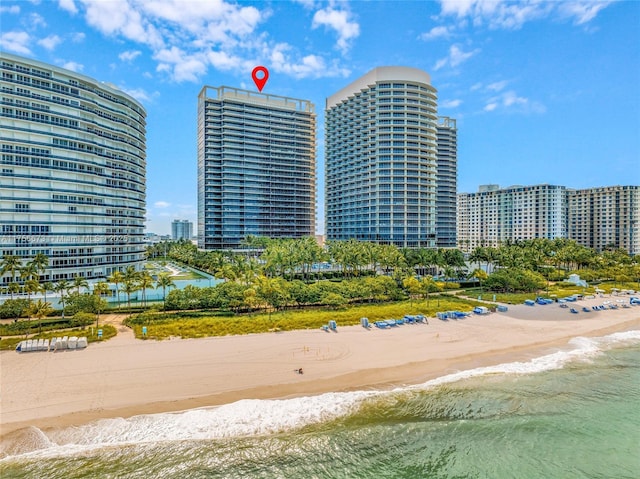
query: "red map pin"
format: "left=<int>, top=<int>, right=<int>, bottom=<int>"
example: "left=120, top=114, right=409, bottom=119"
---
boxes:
left=252, top=66, right=269, bottom=92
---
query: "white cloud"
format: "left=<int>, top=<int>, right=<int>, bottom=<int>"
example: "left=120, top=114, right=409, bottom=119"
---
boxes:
left=441, top=99, right=463, bottom=108
left=437, top=0, right=612, bottom=30
left=38, top=34, right=62, bottom=51
left=434, top=44, right=479, bottom=71
left=0, top=31, right=32, bottom=55
left=419, top=25, right=451, bottom=41
left=81, top=0, right=164, bottom=49
left=558, top=1, right=611, bottom=25
left=312, top=6, right=360, bottom=53
left=484, top=90, right=546, bottom=114
left=270, top=43, right=349, bottom=79
left=154, top=201, right=171, bottom=208
left=59, top=0, right=78, bottom=14
left=154, top=46, right=208, bottom=82
left=28, top=13, right=47, bottom=28
left=119, top=49, right=142, bottom=62
left=292, top=0, right=316, bottom=9
left=59, top=0, right=352, bottom=82
left=120, top=86, right=157, bottom=103
left=486, top=80, right=508, bottom=91
left=0, top=5, right=20, bottom=14
left=71, top=32, right=85, bottom=42
left=61, top=60, right=84, bottom=72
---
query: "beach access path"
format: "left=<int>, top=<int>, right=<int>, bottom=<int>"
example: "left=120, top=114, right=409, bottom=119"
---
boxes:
left=1, top=298, right=639, bottom=438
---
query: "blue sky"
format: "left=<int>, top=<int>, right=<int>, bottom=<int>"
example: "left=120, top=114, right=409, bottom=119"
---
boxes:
left=1, top=0, right=638, bottom=235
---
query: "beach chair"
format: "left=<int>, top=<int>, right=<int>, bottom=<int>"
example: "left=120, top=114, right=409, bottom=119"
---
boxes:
left=582, top=307, right=590, bottom=312
left=570, top=308, right=579, bottom=314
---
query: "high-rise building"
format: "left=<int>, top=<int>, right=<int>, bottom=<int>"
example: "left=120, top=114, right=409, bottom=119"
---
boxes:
left=568, top=186, right=639, bottom=255
left=457, top=184, right=567, bottom=251
left=0, top=52, right=146, bottom=284
left=325, top=66, right=438, bottom=248
left=171, top=219, right=193, bottom=241
left=436, top=117, right=457, bottom=248
left=197, top=86, right=316, bottom=250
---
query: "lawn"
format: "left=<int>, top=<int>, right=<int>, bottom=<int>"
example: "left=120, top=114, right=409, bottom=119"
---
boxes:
left=0, top=324, right=117, bottom=351
left=126, top=295, right=490, bottom=340
left=145, top=261, right=208, bottom=280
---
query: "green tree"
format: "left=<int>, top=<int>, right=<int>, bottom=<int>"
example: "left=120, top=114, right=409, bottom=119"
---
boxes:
left=20, top=262, right=39, bottom=283
left=256, top=276, right=291, bottom=319
left=0, top=298, right=29, bottom=321
left=155, top=272, right=176, bottom=310
left=403, top=277, right=422, bottom=307
left=470, top=268, right=488, bottom=292
left=123, top=280, right=139, bottom=314
left=72, top=275, right=89, bottom=294
left=93, top=281, right=111, bottom=328
left=54, top=279, right=70, bottom=318
left=7, top=282, right=20, bottom=300
left=1, top=255, right=22, bottom=297
left=138, top=271, right=154, bottom=307
left=24, top=279, right=40, bottom=306
left=108, top=270, right=124, bottom=308
left=31, top=253, right=49, bottom=280
left=27, top=299, right=53, bottom=335
left=40, top=281, right=54, bottom=305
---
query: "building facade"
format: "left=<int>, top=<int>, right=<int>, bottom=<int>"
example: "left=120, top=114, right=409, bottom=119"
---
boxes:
left=435, top=117, right=457, bottom=248
left=171, top=219, right=193, bottom=241
left=197, top=86, right=316, bottom=250
left=568, top=186, right=639, bottom=255
left=0, top=52, right=146, bottom=285
left=325, top=66, right=438, bottom=248
left=457, top=184, right=567, bottom=251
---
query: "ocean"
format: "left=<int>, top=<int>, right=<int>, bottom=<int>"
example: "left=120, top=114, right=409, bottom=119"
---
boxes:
left=2, top=330, right=639, bottom=479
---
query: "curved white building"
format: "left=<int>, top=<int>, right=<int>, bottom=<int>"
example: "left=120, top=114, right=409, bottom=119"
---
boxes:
left=0, top=52, right=146, bottom=284
left=325, top=66, right=438, bottom=248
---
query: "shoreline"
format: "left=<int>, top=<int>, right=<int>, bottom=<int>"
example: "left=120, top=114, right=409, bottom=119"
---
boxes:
left=1, top=299, right=639, bottom=440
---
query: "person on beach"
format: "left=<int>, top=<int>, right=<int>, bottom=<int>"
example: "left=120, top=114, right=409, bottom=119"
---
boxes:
left=296, top=368, right=304, bottom=374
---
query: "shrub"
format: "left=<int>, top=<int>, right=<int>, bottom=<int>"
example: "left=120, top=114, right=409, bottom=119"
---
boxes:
left=485, top=268, right=546, bottom=293
left=0, top=299, right=29, bottom=319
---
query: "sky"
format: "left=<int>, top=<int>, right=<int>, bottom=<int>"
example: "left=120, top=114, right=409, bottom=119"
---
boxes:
left=1, top=0, right=639, bottom=236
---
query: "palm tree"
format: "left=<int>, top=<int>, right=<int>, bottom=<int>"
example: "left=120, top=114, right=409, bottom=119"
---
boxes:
left=54, top=279, right=70, bottom=318
left=72, top=275, right=89, bottom=294
left=138, top=271, right=154, bottom=307
left=1, top=255, right=22, bottom=297
left=40, top=281, right=54, bottom=305
left=31, top=253, right=49, bottom=281
left=155, top=272, right=176, bottom=310
left=93, top=281, right=110, bottom=328
left=108, top=270, right=124, bottom=308
left=8, top=282, right=20, bottom=300
left=27, top=299, right=53, bottom=335
left=20, top=262, right=38, bottom=283
left=123, top=280, right=139, bottom=314
left=24, top=279, right=40, bottom=306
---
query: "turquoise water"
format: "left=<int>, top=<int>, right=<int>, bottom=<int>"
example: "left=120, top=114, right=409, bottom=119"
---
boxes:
left=2, top=331, right=639, bottom=479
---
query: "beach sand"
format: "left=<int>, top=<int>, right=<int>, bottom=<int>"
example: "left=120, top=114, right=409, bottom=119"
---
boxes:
left=1, top=297, right=639, bottom=439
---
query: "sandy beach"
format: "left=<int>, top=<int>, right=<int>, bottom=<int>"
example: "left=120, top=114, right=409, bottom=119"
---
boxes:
left=2, top=297, right=639, bottom=439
